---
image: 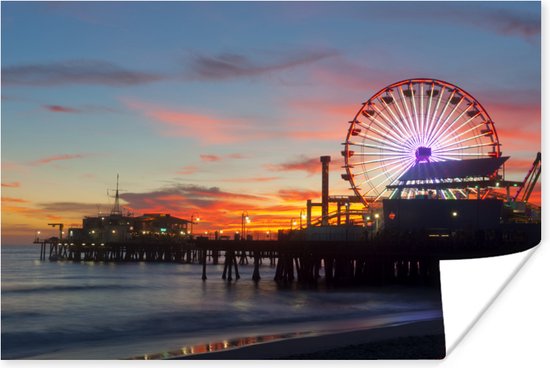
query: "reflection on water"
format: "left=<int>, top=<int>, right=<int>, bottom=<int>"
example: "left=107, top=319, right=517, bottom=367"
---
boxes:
left=133, top=310, right=441, bottom=360
left=138, top=332, right=308, bottom=360
left=2, top=245, right=443, bottom=359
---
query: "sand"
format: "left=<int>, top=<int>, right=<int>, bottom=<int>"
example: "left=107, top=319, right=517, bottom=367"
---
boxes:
left=175, top=319, right=445, bottom=360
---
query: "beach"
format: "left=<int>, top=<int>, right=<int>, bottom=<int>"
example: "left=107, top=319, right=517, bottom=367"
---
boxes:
left=173, top=319, right=445, bottom=360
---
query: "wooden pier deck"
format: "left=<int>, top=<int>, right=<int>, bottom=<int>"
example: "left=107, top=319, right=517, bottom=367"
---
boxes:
left=35, top=223, right=539, bottom=286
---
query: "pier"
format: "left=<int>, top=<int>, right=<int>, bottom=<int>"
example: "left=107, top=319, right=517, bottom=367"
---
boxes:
left=35, top=222, right=539, bottom=286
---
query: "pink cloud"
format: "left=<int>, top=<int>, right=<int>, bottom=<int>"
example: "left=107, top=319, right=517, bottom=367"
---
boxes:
left=200, top=153, right=247, bottom=162
left=44, top=104, right=80, bottom=113
left=282, top=98, right=361, bottom=142
left=200, top=154, right=221, bottom=162
left=123, top=99, right=269, bottom=144
left=30, top=153, right=87, bottom=166
left=221, top=176, right=280, bottom=183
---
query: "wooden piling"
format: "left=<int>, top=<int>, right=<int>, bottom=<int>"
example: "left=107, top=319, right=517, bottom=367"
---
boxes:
left=252, top=251, right=261, bottom=281
left=201, top=249, right=207, bottom=280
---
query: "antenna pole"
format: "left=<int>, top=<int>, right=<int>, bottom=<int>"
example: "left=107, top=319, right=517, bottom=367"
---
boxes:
left=111, top=174, right=122, bottom=216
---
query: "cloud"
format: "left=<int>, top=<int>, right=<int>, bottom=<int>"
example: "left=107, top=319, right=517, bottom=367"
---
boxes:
left=2, top=197, right=28, bottom=203
left=1, top=181, right=21, bottom=188
left=2, top=60, right=164, bottom=87
left=115, top=183, right=320, bottom=232
left=200, top=154, right=221, bottom=162
left=221, top=177, right=280, bottom=183
left=200, top=153, right=247, bottom=162
left=404, top=3, right=541, bottom=39
left=123, top=99, right=270, bottom=144
left=120, top=184, right=265, bottom=213
left=368, top=4, right=539, bottom=41
left=503, top=158, right=539, bottom=173
left=266, top=155, right=322, bottom=175
left=44, top=105, right=80, bottom=113
left=466, top=8, right=540, bottom=39
left=187, top=49, right=338, bottom=80
left=30, top=153, right=88, bottom=166
left=37, top=202, right=103, bottom=214
left=278, top=189, right=319, bottom=202
left=283, top=98, right=360, bottom=141
left=177, top=165, right=199, bottom=175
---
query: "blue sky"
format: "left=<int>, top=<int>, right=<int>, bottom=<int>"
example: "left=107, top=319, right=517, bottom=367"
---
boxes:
left=1, top=1, right=541, bottom=243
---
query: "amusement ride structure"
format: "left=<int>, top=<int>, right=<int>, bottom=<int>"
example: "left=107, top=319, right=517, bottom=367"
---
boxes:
left=303, top=78, right=540, bottom=229
left=342, top=78, right=501, bottom=204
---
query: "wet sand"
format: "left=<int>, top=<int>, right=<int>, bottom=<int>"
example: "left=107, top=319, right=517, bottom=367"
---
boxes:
left=176, top=319, right=445, bottom=360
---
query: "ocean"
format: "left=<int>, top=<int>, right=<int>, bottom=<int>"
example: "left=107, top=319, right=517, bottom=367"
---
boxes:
left=1, top=245, right=444, bottom=359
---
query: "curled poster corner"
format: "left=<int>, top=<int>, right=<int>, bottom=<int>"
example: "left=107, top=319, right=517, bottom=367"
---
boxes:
left=441, top=243, right=542, bottom=360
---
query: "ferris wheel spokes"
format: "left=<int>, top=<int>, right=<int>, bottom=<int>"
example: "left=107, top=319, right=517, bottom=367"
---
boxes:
left=343, top=79, right=501, bottom=206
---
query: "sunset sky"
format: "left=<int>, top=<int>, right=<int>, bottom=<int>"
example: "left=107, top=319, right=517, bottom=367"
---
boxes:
left=1, top=1, right=541, bottom=244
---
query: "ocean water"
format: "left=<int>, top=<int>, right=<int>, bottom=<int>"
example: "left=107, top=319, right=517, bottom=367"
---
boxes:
left=1, top=245, right=443, bottom=359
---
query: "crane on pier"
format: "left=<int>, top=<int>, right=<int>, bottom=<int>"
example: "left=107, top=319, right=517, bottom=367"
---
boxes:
left=47, top=223, right=64, bottom=240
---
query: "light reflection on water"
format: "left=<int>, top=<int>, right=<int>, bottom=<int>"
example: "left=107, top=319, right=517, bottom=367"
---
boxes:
left=133, top=310, right=441, bottom=360
left=2, top=245, right=443, bottom=359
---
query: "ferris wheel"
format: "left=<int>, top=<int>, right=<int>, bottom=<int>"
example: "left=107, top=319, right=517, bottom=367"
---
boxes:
left=342, top=78, right=501, bottom=206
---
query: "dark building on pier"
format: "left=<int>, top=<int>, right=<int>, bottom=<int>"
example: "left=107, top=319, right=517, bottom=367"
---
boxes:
left=68, top=213, right=190, bottom=243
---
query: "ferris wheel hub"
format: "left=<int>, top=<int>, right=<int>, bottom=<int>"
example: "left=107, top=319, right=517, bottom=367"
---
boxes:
left=415, top=146, right=432, bottom=163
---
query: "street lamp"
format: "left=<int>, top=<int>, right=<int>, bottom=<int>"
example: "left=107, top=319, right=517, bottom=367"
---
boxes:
left=374, top=213, right=380, bottom=232
left=290, top=218, right=297, bottom=230
left=190, top=213, right=200, bottom=238
left=299, top=209, right=306, bottom=229
left=241, top=211, right=251, bottom=239
left=266, top=230, right=270, bottom=240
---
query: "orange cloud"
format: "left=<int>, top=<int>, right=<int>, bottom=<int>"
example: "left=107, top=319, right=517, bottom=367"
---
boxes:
left=266, top=155, right=321, bottom=175
left=1, top=181, right=21, bottom=188
left=111, top=183, right=316, bottom=234
left=2, top=197, right=28, bottom=203
left=278, top=189, right=319, bottom=202
left=266, top=155, right=344, bottom=176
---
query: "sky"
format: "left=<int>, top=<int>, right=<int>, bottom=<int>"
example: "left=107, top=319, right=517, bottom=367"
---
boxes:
left=1, top=1, right=541, bottom=244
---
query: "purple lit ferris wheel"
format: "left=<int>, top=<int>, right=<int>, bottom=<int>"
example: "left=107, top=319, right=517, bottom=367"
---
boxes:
left=342, top=78, right=501, bottom=206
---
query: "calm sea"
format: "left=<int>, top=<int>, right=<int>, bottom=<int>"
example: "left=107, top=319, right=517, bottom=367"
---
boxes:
left=1, top=245, right=443, bottom=359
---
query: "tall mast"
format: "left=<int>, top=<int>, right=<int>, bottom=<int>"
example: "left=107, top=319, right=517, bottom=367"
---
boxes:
left=111, top=174, right=122, bottom=216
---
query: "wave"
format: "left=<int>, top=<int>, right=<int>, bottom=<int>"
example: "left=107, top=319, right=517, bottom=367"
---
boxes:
left=2, top=284, right=145, bottom=294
